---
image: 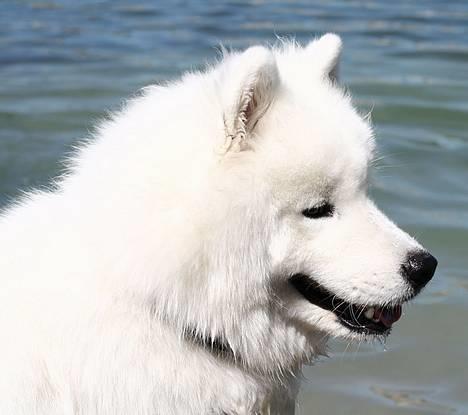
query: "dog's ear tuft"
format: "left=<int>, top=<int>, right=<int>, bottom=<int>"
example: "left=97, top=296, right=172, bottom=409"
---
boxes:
left=220, top=46, right=279, bottom=152
left=306, top=33, right=342, bottom=82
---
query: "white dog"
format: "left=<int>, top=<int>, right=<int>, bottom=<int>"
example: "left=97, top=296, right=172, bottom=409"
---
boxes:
left=0, top=34, right=437, bottom=414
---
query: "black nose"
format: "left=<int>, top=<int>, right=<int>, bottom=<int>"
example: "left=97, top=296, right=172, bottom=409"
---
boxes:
left=401, top=251, right=438, bottom=291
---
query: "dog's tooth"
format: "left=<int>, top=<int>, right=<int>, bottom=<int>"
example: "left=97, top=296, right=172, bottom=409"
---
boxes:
left=364, top=307, right=374, bottom=319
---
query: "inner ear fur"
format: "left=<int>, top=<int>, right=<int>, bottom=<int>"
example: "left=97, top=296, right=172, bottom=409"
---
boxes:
left=221, top=46, right=279, bottom=152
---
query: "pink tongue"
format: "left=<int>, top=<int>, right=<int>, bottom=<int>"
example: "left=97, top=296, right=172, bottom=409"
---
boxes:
left=374, top=305, right=402, bottom=328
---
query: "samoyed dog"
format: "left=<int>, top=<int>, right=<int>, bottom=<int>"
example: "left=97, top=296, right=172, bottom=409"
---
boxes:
left=0, top=34, right=437, bottom=414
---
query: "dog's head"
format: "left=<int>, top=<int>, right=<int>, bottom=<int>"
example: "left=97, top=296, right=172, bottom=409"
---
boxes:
left=203, top=34, right=437, bottom=342
left=133, top=34, right=436, bottom=369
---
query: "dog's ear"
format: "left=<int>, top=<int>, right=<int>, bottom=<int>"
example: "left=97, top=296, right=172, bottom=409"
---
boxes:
left=220, top=46, right=279, bottom=152
left=306, top=33, right=342, bottom=82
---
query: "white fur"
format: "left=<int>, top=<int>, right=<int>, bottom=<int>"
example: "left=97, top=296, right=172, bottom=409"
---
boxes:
left=0, top=34, right=424, bottom=414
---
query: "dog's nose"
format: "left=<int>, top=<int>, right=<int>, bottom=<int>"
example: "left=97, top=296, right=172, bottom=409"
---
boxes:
left=401, top=251, right=438, bottom=291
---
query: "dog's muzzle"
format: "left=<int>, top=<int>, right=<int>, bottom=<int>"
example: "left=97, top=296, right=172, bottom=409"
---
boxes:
left=289, top=249, right=437, bottom=336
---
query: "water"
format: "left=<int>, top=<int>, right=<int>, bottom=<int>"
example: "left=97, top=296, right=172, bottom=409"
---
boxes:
left=1, top=1, right=467, bottom=413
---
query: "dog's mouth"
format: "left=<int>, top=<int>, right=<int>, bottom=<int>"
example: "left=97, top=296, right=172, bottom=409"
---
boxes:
left=289, top=274, right=405, bottom=335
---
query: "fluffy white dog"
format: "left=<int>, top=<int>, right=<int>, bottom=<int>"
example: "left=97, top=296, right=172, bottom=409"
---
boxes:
left=0, top=34, right=437, bottom=414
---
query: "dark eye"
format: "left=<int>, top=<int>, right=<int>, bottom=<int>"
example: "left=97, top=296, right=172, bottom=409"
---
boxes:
left=302, top=203, right=334, bottom=219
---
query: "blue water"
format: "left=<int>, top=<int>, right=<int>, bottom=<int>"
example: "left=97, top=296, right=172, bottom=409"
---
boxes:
left=1, top=1, right=467, bottom=413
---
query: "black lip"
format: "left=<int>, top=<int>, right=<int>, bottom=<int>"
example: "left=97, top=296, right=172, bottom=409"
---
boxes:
left=289, top=273, right=408, bottom=335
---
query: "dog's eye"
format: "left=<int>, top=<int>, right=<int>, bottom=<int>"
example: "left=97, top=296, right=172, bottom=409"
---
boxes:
left=302, top=203, right=334, bottom=219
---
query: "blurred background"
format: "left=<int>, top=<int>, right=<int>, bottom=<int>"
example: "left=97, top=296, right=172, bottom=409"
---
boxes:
left=1, top=1, right=467, bottom=413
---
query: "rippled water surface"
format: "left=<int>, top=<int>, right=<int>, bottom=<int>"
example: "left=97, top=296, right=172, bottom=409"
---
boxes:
left=1, top=1, right=467, bottom=413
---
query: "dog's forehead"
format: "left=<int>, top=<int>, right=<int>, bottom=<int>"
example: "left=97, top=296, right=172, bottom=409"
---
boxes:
left=261, top=138, right=371, bottom=205
left=257, top=79, right=374, bottom=201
